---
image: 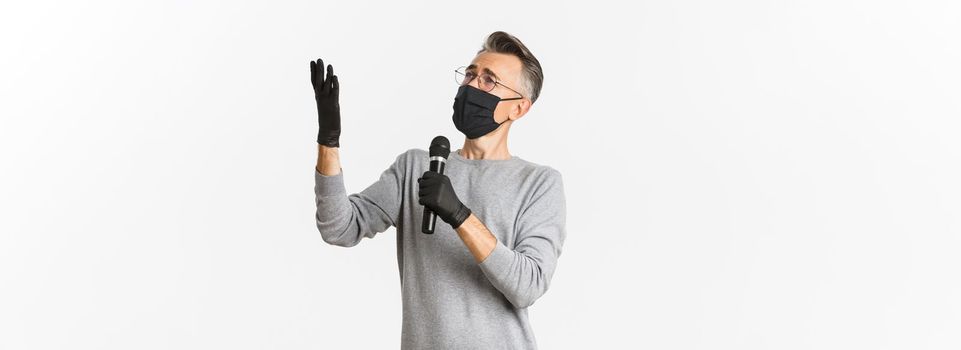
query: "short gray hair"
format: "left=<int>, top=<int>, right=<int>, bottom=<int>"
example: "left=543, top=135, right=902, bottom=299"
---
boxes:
left=477, top=31, right=544, bottom=103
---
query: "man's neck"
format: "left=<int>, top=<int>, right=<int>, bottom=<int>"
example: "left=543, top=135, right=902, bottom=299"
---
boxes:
left=459, top=127, right=512, bottom=160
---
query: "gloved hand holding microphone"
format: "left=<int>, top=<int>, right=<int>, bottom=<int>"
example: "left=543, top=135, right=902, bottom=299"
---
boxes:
left=418, top=171, right=472, bottom=230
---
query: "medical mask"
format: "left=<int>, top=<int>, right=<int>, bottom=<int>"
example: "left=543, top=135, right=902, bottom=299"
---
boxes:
left=451, top=85, right=507, bottom=139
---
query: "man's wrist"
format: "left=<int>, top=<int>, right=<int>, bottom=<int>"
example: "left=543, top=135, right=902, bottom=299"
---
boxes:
left=316, top=144, right=341, bottom=176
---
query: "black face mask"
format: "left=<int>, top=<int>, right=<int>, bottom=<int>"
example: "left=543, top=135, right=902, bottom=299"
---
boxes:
left=451, top=85, right=507, bottom=139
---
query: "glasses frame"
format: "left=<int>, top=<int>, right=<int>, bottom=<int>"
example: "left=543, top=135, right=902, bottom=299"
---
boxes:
left=454, top=66, right=525, bottom=101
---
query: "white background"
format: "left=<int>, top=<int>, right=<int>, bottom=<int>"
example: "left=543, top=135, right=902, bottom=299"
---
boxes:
left=2, top=0, right=959, bottom=349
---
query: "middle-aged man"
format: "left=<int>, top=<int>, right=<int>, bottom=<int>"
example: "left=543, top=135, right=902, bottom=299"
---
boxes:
left=311, top=31, right=566, bottom=349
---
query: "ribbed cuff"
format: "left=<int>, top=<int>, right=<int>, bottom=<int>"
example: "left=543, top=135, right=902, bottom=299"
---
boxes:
left=478, top=238, right=512, bottom=273
left=314, top=167, right=347, bottom=197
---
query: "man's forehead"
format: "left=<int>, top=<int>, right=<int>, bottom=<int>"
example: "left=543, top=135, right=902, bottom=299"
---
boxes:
left=468, top=52, right=522, bottom=80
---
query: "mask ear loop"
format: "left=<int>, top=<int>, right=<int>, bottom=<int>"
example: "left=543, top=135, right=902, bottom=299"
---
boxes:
left=497, top=97, right=524, bottom=125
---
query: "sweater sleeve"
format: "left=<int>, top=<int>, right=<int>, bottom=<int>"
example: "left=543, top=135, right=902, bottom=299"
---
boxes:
left=313, top=151, right=406, bottom=247
left=477, top=168, right=567, bottom=309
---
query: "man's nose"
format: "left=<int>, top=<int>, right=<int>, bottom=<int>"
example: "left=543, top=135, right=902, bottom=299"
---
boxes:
left=467, top=76, right=482, bottom=90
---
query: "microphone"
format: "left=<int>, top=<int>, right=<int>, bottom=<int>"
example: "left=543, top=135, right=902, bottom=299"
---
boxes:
left=422, top=136, right=450, bottom=234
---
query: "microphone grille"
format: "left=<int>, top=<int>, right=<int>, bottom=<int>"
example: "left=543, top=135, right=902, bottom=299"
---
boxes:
left=429, top=136, right=451, bottom=158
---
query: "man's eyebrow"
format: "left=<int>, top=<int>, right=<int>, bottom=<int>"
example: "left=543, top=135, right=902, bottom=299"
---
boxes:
left=482, top=67, right=499, bottom=80
left=465, top=64, right=500, bottom=80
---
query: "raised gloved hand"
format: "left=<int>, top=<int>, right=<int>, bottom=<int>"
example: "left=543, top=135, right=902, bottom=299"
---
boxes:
left=309, top=58, right=341, bottom=147
left=418, top=171, right=472, bottom=229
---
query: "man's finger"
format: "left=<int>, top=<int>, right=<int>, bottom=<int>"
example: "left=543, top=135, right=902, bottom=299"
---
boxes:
left=326, top=64, right=335, bottom=90
left=317, top=58, right=326, bottom=83
left=319, top=62, right=331, bottom=94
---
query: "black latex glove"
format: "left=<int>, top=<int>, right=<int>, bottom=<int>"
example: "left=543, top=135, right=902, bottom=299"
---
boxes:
left=418, top=171, right=472, bottom=229
left=309, top=58, right=341, bottom=147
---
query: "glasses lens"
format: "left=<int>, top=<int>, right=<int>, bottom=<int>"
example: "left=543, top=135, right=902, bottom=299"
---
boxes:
left=455, top=68, right=466, bottom=85
left=478, top=74, right=497, bottom=92
left=455, top=67, right=476, bottom=86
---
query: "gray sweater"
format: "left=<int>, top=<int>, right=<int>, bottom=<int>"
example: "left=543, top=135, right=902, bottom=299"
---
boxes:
left=314, top=148, right=566, bottom=349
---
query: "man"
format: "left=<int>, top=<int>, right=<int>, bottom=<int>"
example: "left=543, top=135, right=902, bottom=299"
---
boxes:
left=311, top=31, right=566, bottom=349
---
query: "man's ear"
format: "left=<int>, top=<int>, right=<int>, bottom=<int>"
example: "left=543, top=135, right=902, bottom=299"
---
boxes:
left=509, top=99, right=532, bottom=121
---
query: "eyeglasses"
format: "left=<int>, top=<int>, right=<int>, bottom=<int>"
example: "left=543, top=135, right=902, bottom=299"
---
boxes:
left=454, top=66, right=524, bottom=101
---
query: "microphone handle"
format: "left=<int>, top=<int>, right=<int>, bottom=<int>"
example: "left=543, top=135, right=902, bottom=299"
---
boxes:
left=421, top=160, right=446, bottom=234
